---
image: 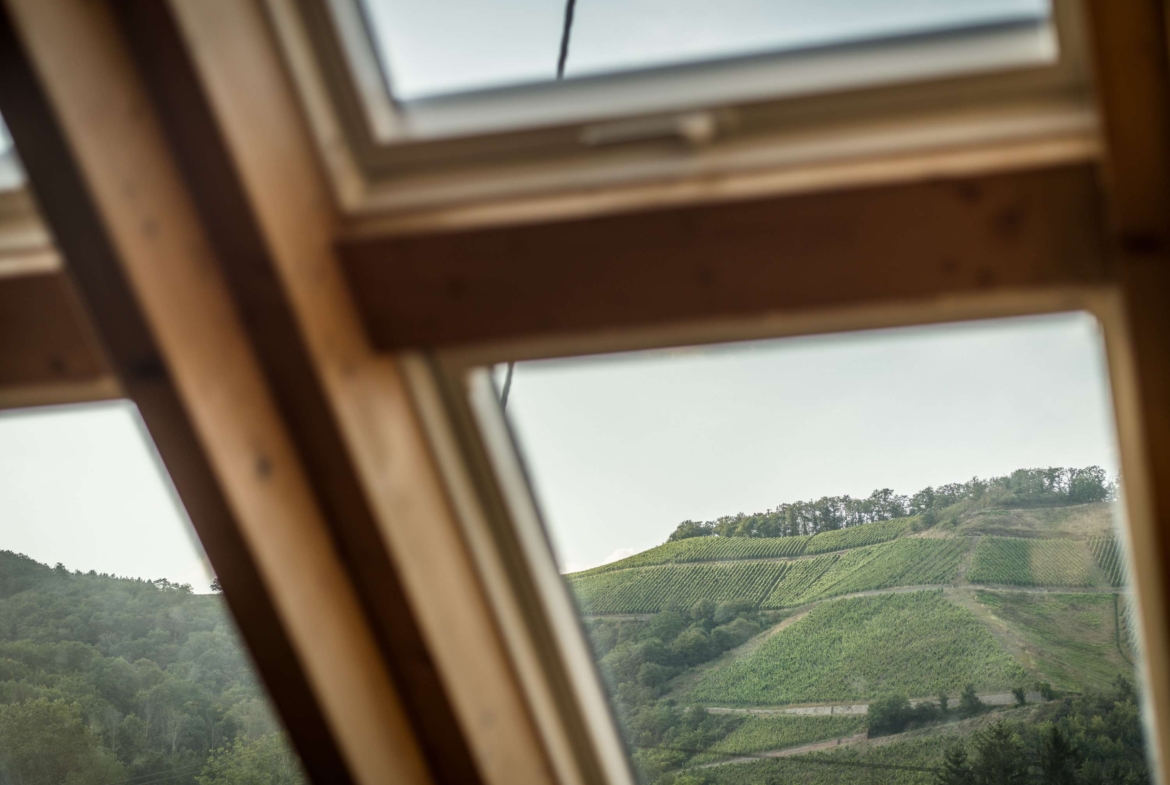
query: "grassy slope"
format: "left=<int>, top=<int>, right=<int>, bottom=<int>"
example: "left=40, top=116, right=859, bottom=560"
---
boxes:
left=803, top=517, right=915, bottom=555
left=568, top=560, right=790, bottom=614
left=763, top=539, right=969, bottom=608
left=702, top=727, right=954, bottom=785
left=944, top=502, right=1113, bottom=539
left=684, top=592, right=1026, bottom=707
left=972, top=591, right=1133, bottom=691
left=570, top=538, right=969, bottom=614
left=966, top=537, right=1098, bottom=587
left=571, top=536, right=810, bottom=578
left=692, top=715, right=864, bottom=764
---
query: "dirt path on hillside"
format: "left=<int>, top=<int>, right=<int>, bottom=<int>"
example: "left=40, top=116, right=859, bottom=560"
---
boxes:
left=955, top=535, right=980, bottom=584
left=704, top=690, right=1046, bottom=717
left=945, top=586, right=1055, bottom=677
left=664, top=611, right=813, bottom=696
left=583, top=584, right=1123, bottom=621
left=693, top=731, right=869, bottom=768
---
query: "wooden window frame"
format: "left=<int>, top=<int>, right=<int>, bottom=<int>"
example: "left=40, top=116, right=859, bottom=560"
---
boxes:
left=272, top=0, right=1098, bottom=225
left=1, top=2, right=1170, bottom=785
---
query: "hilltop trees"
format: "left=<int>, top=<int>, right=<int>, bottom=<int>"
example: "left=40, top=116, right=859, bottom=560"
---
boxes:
left=936, top=679, right=1147, bottom=785
left=666, top=467, right=1116, bottom=542
left=0, top=551, right=304, bottom=785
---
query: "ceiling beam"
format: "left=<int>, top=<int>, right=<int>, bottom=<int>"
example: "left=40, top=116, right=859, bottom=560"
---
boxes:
left=339, top=162, right=1109, bottom=349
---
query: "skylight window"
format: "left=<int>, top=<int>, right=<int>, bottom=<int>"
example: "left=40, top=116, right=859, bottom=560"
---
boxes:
left=0, top=113, right=25, bottom=190
left=355, top=0, right=1057, bottom=137
left=362, top=0, right=1053, bottom=101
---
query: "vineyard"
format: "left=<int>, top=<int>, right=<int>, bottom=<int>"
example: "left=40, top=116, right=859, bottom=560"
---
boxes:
left=966, top=537, right=1097, bottom=587
left=567, top=561, right=789, bottom=614
left=685, top=591, right=1027, bottom=706
left=1089, top=535, right=1128, bottom=587
left=765, top=539, right=969, bottom=608
left=803, top=517, right=914, bottom=555
left=972, top=591, right=1134, bottom=691
left=571, top=535, right=811, bottom=577
left=760, top=554, right=839, bottom=608
left=691, top=715, right=864, bottom=764
left=703, top=731, right=953, bottom=785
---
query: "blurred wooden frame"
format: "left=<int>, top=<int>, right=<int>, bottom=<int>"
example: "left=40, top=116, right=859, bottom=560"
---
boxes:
left=1, top=2, right=1170, bottom=785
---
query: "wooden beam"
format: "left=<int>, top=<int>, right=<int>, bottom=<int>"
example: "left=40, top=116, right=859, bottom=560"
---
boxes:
left=0, top=262, right=116, bottom=402
left=1084, top=1, right=1170, bottom=781
left=0, top=2, right=430, bottom=783
left=160, top=1, right=577, bottom=783
left=339, top=163, right=1110, bottom=349
left=110, top=3, right=480, bottom=782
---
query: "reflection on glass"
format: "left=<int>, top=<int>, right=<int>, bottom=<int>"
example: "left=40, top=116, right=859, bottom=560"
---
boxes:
left=0, top=402, right=304, bottom=784
left=361, top=0, right=1051, bottom=101
left=0, top=114, right=25, bottom=191
left=497, top=313, right=1151, bottom=784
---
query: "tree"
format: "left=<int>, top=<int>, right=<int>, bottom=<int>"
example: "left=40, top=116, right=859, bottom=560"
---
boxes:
left=667, top=520, right=713, bottom=541
left=197, top=734, right=305, bottom=785
left=1012, top=687, right=1027, bottom=706
left=969, top=722, right=1028, bottom=785
left=959, top=684, right=983, bottom=718
left=868, top=694, right=911, bottom=737
left=0, top=699, right=124, bottom=785
left=937, top=744, right=975, bottom=785
left=1036, top=681, right=1056, bottom=701
left=937, top=691, right=950, bottom=716
left=1038, top=725, right=1081, bottom=785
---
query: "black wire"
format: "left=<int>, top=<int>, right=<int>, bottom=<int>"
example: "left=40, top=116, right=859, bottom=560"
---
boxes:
left=501, top=362, right=515, bottom=409
left=501, top=0, right=577, bottom=413
left=556, top=0, right=579, bottom=80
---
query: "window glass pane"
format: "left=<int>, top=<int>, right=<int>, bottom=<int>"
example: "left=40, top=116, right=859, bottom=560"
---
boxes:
left=494, top=313, right=1153, bottom=784
left=0, top=113, right=25, bottom=191
left=361, top=0, right=1051, bottom=101
left=0, top=402, right=305, bottom=784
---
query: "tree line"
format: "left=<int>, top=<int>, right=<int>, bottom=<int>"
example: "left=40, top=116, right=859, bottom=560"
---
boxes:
left=668, top=466, right=1116, bottom=542
left=0, top=551, right=303, bottom=785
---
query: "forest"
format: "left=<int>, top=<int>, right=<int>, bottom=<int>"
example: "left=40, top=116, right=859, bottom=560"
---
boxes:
left=0, top=550, right=303, bottom=785
left=667, top=466, right=1115, bottom=541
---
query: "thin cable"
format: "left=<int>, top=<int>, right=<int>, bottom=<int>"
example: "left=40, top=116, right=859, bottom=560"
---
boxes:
left=556, top=0, right=579, bottom=79
left=501, top=362, right=515, bottom=409
left=503, top=0, right=577, bottom=412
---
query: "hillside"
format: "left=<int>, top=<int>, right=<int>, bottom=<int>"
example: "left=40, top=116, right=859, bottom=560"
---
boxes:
left=0, top=551, right=303, bottom=785
left=566, top=469, right=1145, bottom=785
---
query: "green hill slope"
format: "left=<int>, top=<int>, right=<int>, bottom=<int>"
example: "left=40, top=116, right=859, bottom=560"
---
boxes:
left=0, top=551, right=301, bottom=784
left=762, top=539, right=969, bottom=608
left=684, top=591, right=1027, bottom=707
left=966, top=536, right=1098, bottom=587
left=802, top=516, right=915, bottom=555
left=972, top=591, right=1133, bottom=691
left=568, top=560, right=790, bottom=614
left=572, top=535, right=810, bottom=577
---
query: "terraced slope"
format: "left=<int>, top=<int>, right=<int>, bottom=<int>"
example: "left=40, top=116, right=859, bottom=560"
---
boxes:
left=762, top=539, right=968, bottom=608
left=703, top=728, right=957, bottom=785
left=803, top=517, right=914, bottom=555
left=760, top=553, right=839, bottom=608
left=973, top=591, right=1133, bottom=691
left=1089, top=535, right=1128, bottom=587
left=685, top=591, right=1027, bottom=706
left=573, top=535, right=811, bottom=577
left=692, top=715, right=864, bottom=764
left=966, top=536, right=1097, bottom=587
left=568, top=561, right=790, bottom=614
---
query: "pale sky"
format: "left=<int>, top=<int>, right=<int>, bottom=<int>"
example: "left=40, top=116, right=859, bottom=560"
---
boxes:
left=361, top=0, right=1049, bottom=99
left=0, top=313, right=1117, bottom=586
left=0, top=401, right=216, bottom=592
left=501, top=313, right=1120, bottom=573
